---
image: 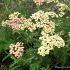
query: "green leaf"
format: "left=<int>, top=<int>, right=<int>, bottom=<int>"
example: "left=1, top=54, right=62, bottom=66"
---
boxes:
left=30, top=61, right=40, bottom=70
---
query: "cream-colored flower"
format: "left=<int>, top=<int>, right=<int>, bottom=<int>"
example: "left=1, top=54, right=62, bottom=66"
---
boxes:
left=38, top=46, right=50, bottom=56
left=50, top=35, right=65, bottom=48
left=58, top=12, right=65, bottom=17
left=30, top=10, right=50, bottom=23
left=9, top=42, right=24, bottom=59
left=9, top=12, right=21, bottom=19
left=43, top=21, right=55, bottom=34
left=46, top=0, right=59, bottom=3
left=56, top=3, right=68, bottom=12
left=21, top=18, right=36, bottom=32
left=45, top=12, right=58, bottom=18
left=30, top=10, right=56, bottom=33
left=56, top=3, right=69, bottom=17
left=38, top=31, right=65, bottom=56
left=2, top=20, right=9, bottom=27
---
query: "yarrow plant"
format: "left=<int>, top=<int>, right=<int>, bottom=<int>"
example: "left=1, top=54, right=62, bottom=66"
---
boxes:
left=2, top=10, right=65, bottom=57
left=1, top=0, right=70, bottom=70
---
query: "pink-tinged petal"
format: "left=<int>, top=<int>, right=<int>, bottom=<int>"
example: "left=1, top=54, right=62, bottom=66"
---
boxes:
left=34, top=0, right=45, bottom=5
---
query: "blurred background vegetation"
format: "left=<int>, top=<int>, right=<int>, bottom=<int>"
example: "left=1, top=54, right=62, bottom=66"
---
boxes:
left=0, top=0, right=70, bottom=21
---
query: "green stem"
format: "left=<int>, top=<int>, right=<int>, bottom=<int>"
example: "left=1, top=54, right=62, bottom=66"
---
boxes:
left=37, top=5, right=40, bottom=11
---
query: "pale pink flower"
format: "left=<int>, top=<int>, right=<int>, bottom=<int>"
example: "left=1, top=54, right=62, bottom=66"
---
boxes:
left=33, top=0, right=45, bottom=5
left=9, top=42, right=24, bottom=59
left=8, top=17, right=26, bottom=30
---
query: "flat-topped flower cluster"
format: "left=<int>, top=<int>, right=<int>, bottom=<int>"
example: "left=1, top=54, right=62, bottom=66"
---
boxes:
left=9, top=42, right=24, bottom=58
left=38, top=31, right=65, bottom=56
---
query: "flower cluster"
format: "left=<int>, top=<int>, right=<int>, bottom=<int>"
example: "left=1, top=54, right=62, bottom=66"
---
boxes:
left=33, top=0, right=59, bottom=5
left=45, top=0, right=69, bottom=17
left=30, top=10, right=65, bottom=56
left=2, top=11, right=57, bottom=33
left=9, top=12, right=21, bottom=19
left=38, top=46, right=50, bottom=56
left=56, top=3, right=69, bottom=17
left=2, top=12, right=36, bottom=32
left=30, top=10, right=57, bottom=33
left=38, top=31, right=65, bottom=56
left=46, top=0, right=59, bottom=3
left=42, top=21, right=55, bottom=34
left=45, top=12, right=58, bottom=18
left=30, top=10, right=58, bottom=22
left=9, top=42, right=24, bottom=59
left=33, top=0, right=45, bottom=5
left=32, top=11, right=65, bottom=56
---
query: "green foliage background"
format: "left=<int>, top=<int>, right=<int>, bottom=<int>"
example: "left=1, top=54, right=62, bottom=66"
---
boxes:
left=0, top=0, right=70, bottom=70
